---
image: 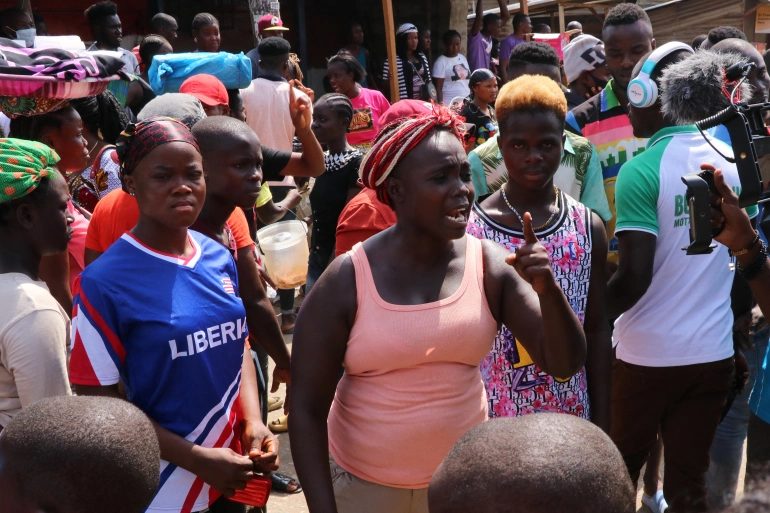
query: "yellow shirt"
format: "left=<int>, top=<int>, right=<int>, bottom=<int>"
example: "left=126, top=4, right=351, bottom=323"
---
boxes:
left=256, top=183, right=272, bottom=208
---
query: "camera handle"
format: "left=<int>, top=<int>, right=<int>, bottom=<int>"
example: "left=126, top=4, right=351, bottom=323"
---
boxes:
left=681, top=172, right=718, bottom=254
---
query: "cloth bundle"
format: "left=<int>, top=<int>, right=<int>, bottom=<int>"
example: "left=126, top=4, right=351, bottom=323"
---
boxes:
left=0, top=38, right=124, bottom=80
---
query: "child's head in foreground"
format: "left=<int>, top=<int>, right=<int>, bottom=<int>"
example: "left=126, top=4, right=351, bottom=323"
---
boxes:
left=0, top=395, right=160, bottom=513
left=428, top=414, right=635, bottom=513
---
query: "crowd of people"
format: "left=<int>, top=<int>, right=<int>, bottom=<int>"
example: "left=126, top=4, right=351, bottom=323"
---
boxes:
left=5, top=1, right=770, bottom=513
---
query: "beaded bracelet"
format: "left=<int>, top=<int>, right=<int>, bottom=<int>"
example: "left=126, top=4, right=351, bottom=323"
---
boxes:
left=737, top=239, right=768, bottom=281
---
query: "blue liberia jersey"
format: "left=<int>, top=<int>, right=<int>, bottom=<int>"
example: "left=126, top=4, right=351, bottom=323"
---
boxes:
left=70, top=230, right=248, bottom=513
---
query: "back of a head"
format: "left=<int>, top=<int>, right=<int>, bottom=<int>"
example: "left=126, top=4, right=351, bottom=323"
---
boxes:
left=507, top=42, right=561, bottom=82
left=191, top=115, right=256, bottom=156
left=603, top=2, right=652, bottom=37
left=139, top=34, right=170, bottom=67
left=429, top=415, right=635, bottom=513
left=692, top=34, right=708, bottom=50
left=711, top=38, right=760, bottom=60
left=661, top=50, right=750, bottom=125
left=138, top=93, right=206, bottom=129
left=706, top=26, right=747, bottom=48
left=0, top=396, right=159, bottom=513
left=258, top=36, right=291, bottom=70
left=508, top=41, right=560, bottom=69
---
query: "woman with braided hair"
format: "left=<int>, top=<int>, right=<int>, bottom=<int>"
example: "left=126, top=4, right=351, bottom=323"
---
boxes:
left=10, top=105, right=90, bottom=311
left=290, top=105, right=587, bottom=513
left=306, top=93, right=363, bottom=293
left=68, top=91, right=130, bottom=212
left=0, top=139, right=73, bottom=430
left=69, top=117, right=279, bottom=513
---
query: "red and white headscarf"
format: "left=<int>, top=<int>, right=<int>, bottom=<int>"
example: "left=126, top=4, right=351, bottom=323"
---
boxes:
left=359, top=104, right=465, bottom=206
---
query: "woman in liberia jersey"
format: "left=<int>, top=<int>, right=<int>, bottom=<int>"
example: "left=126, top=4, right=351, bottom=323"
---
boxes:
left=69, top=117, right=277, bottom=513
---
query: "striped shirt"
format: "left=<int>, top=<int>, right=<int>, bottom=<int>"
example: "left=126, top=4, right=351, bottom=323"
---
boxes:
left=383, top=53, right=432, bottom=100
left=566, top=78, right=647, bottom=261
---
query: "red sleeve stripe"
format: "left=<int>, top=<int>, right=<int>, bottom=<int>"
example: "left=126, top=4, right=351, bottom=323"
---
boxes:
left=78, top=289, right=126, bottom=361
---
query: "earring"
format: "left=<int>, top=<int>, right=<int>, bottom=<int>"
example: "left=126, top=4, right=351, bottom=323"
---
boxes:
left=194, top=38, right=197, bottom=43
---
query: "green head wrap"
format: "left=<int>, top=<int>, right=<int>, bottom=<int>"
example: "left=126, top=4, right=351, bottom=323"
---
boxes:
left=0, top=138, right=60, bottom=204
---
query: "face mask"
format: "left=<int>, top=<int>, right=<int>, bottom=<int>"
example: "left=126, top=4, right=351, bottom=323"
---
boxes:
left=13, top=27, right=36, bottom=47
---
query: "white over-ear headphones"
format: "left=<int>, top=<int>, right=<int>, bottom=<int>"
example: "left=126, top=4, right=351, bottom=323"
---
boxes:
left=627, top=42, right=694, bottom=108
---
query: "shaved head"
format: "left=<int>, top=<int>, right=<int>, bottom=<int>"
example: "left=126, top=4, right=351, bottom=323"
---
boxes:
left=429, top=415, right=635, bottom=513
left=0, top=396, right=159, bottom=513
left=191, top=115, right=260, bottom=157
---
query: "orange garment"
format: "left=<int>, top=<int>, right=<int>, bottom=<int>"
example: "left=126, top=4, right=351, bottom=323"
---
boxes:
left=334, top=188, right=397, bottom=257
left=85, top=189, right=253, bottom=254
left=328, top=235, right=497, bottom=489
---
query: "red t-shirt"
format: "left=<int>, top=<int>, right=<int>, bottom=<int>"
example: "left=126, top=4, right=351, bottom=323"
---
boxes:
left=335, top=188, right=397, bottom=257
left=85, top=189, right=253, bottom=254
left=346, top=88, right=391, bottom=149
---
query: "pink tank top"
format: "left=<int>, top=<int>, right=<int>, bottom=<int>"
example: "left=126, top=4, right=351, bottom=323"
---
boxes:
left=328, top=234, right=498, bottom=489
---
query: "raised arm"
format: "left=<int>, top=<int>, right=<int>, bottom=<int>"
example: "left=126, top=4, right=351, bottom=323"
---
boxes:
left=470, top=0, right=484, bottom=36
left=483, top=213, right=586, bottom=379
left=285, top=86, right=325, bottom=178
left=290, top=255, right=357, bottom=513
left=498, top=0, right=511, bottom=27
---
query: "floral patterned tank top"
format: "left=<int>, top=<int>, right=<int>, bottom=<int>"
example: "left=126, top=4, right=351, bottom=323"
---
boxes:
left=467, top=191, right=593, bottom=419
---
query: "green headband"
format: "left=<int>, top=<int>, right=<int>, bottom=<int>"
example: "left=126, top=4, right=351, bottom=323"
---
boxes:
left=0, top=138, right=60, bottom=204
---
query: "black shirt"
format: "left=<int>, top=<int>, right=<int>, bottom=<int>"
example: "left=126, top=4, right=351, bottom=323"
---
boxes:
left=262, top=146, right=292, bottom=182
left=309, top=149, right=363, bottom=254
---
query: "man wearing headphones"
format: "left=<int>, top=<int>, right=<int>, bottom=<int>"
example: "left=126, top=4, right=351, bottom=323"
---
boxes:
left=607, top=42, right=759, bottom=512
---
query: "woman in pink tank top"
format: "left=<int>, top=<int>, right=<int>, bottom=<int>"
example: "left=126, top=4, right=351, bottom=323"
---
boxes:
left=290, top=106, right=587, bottom=513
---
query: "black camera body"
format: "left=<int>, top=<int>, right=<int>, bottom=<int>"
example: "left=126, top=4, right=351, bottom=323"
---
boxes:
left=683, top=101, right=770, bottom=254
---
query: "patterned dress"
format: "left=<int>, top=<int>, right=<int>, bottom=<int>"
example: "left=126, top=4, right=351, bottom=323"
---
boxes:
left=467, top=191, right=593, bottom=420
left=67, top=146, right=122, bottom=213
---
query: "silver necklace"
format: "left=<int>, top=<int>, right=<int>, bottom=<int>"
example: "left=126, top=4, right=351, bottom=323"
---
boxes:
left=501, top=186, right=560, bottom=231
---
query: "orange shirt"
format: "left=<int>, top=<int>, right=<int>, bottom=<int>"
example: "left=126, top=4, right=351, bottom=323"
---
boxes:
left=335, top=188, right=397, bottom=257
left=85, top=189, right=253, bottom=254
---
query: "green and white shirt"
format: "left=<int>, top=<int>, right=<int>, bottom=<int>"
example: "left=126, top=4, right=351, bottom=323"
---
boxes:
left=614, top=125, right=758, bottom=367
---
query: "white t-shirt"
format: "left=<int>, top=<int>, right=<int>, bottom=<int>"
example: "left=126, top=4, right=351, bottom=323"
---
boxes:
left=0, top=273, right=71, bottom=427
left=241, top=77, right=311, bottom=186
left=613, top=125, right=758, bottom=367
left=433, top=54, right=471, bottom=104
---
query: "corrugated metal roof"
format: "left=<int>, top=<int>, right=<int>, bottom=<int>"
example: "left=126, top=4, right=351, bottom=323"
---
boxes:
left=644, top=0, right=743, bottom=44
left=467, top=0, right=622, bottom=19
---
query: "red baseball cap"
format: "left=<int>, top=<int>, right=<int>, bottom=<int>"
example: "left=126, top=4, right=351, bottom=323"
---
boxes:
left=179, top=74, right=229, bottom=107
left=379, top=100, right=433, bottom=126
left=258, top=15, right=289, bottom=34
